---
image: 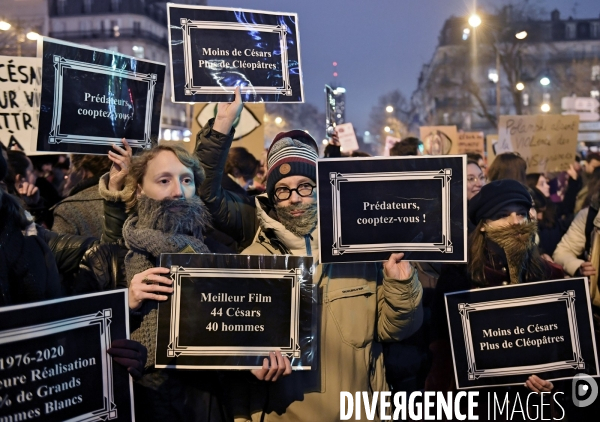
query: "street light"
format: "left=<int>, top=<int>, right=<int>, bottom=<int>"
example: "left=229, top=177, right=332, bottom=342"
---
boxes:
left=540, top=77, right=550, bottom=86
left=384, top=126, right=391, bottom=133
left=26, top=31, right=39, bottom=41
left=516, top=82, right=525, bottom=91
left=515, top=31, right=528, bottom=40
left=274, top=116, right=283, bottom=125
left=385, top=106, right=394, bottom=113
left=540, top=103, right=551, bottom=113
left=468, top=14, right=481, bottom=28
left=0, top=21, right=11, bottom=31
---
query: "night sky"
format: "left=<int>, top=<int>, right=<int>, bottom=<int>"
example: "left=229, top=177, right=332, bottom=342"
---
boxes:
left=209, top=0, right=600, bottom=132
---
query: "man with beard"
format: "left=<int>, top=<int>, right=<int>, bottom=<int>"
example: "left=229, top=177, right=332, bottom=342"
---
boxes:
left=195, top=90, right=423, bottom=421
left=426, top=180, right=565, bottom=416
left=79, top=144, right=231, bottom=421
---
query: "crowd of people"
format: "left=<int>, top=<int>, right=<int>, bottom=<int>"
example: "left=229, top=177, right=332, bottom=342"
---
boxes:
left=1, top=87, right=599, bottom=421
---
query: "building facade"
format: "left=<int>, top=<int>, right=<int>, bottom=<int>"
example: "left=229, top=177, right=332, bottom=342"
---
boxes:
left=410, top=8, right=600, bottom=134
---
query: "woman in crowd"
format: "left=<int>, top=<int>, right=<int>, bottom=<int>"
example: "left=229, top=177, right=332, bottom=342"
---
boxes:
left=466, top=158, right=486, bottom=201
left=487, top=152, right=527, bottom=184
left=427, top=180, right=564, bottom=416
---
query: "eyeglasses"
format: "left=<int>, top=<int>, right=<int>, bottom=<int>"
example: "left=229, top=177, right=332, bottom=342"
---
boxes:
left=467, top=175, right=487, bottom=183
left=274, top=183, right=316, bottom=200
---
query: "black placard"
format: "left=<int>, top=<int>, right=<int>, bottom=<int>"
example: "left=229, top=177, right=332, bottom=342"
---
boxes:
left=36, top=37, right=165, bottom=154
left=317, top=155, right=466, bottom=263
left=0, top=290, right=133, bottom=421
left=167, top=5, right=303, bottom=103
left=155, top=254, right=315, bottom=369
left=445, top=278, right=599, bottom=389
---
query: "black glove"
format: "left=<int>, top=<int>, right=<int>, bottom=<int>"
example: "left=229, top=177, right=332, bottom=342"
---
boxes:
left=107, top=339, right=147, bottom=380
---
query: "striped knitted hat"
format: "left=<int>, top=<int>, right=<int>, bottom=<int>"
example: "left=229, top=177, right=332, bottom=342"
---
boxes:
left=266, top=130, right=319, bottom=202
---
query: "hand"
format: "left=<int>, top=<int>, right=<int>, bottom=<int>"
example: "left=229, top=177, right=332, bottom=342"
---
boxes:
left=329, top=130, right=340, bottom=146
left=17, top=181, right=40, bottom=205
left=251, top=351, right=292, bottom=382
left=108, top=139, right=133, bottom=191
left=108, top=339, right=147, bottom=380
left=525, top=375, right=553, bottom=393
left=541, top=254, right=554, bottom=263
left=578, top=261, right=596, bottom=277
left=567, top=164, right=578, bottom=181
left=129, top=267, right=173, bottom=310
left=383, top=253, right=413, bottom=280
left=213, top=86, right=243, bottom=135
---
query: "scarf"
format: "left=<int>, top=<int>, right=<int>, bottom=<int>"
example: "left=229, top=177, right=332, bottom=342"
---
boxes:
left=122, top=195, right=212, bottom=367
left=275, top=202, right=318, bottom=237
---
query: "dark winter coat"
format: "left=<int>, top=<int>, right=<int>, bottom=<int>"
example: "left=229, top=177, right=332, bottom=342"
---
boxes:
left=52, top=177, right=104, bottom=238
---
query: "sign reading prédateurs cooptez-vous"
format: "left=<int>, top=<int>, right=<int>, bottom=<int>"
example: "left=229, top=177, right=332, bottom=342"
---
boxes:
left=446, top=278, right=599, bottom=389
left=36, top=37, right=165, bottom=155
left=156, top=254, right=315, bottom=370
left=317, top=156, right=467, bottom=264
left=0, top=290, right=133, bottom=421
left=167, top=4, right=304, bottom=103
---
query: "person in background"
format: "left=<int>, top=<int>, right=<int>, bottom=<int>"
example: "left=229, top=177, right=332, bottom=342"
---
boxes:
left=526, top=173, right=550, bottom=197
left=389, top=136, right=423, bottom=156
left=52, top=150, right=116, bottom=238
left=486, top=152, right=527, bottom=185
left=466, top=159, right=486, bottom=202
left=466, top=152, right=486, bottom=176
left=223, top=146, right=260, bottom=194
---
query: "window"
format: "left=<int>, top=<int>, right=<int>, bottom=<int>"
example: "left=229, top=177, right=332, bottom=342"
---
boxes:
left=132, top=45, right=144, bottom=59
left=488, top=68, right=498, bottom=83
left=111, top=20, right=120, bottom=37
left=84, top=0, right=93, bottom=14
left=57, top=0, right=66, bottom=15
left=523, top=93, right=529, bottom=106
left=592, top=90, right=600, bottom=99
left=592, top=65, right=600, bottom=81
left=133, top=21, right=141, bottom=35
left=111, top=0, right=120, bottom=12
left=543, top=93, right=551, bottom=102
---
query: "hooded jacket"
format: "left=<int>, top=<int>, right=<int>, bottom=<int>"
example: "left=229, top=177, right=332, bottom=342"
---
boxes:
left=230, top=195, right=423, bottom=421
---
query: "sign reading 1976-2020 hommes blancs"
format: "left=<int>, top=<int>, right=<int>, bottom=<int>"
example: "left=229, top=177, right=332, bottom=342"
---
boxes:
left=0, top=290, right=133, bottom=421
left=446, top=278, right=599, bottom=390
left=167, top=4, right=304, bottom=103
left=156, top=254, right=315, bottom=370
left=36, top=37, right=165, bottom=155
left=317, top=155, right=467, bottom=264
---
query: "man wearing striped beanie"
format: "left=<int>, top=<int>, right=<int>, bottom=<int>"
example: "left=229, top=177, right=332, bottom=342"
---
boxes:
left=264, top=130, right=320, bottom=238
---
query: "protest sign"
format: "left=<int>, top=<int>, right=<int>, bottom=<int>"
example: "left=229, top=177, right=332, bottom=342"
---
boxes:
left=192, top=102, right=265, bottom=159
left=419, top=126, right=457, bottom=155
left=317, top=156, right=467, bottom=263
left=486, top=134, right=498, bottom=166
left=383, top=135, right=400, bottom=156
left=36, top=37, right=165, bottom=155
left=0, top=56, right=43, bottom=154
left=0, top=290, right=133, bottom=421
left=167, top=5, right=303, bottom=103
left=496, top=114, right=579, bottom=173
left=156, top=254, right=315, bottom=370
left=335, top=122, right=359, bottom=152
left=451, top=131, right=484, bottom=155
left=446, top=278, right=599, bottom=389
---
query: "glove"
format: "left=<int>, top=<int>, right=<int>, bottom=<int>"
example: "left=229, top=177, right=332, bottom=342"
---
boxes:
left=107, top=339, right=147, bottom=380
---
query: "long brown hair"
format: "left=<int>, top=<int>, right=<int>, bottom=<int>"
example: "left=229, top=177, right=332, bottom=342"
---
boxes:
left=487, top=153, right=527, bottom=185
left=124, top=145, right=205, bottom=212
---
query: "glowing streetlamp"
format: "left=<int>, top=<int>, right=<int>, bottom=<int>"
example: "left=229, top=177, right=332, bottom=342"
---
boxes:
left=384, top=126, right=391, bottom=133
left=540, top=103, right=551, bottom=113
left=468, top=14, right=481, bottom=28
left=540, top=77, right=550, bottom=86
left=385, top=105, right=394, bottom=113
left=0, top=21, right=11, bottom=31
left=26, top=31, right=39, bottom=41
left=515, top=82, right=525, bottom=91
left=515, top=31, right=528, bottom=40
left=274, top=116, right=283, bottom=125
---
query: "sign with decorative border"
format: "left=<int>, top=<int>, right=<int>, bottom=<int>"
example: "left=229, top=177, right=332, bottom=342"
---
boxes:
left=36, top=37, right=165, bottom=155
left=317, top=156, right=466, bottom=263
left=446, top=278, right=599, bottom=389
left=0, top=290, right=133, bottom=421
left=155, top=254, right=315, bottom=370
left=167, top=5, right=303, bottom=103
